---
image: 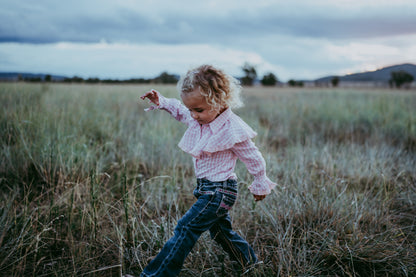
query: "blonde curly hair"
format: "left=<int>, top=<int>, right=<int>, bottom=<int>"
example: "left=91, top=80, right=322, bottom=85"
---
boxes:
left=177, top=65, right=243, bottom=111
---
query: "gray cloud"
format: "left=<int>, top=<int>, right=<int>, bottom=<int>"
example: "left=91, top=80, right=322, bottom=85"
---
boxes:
left=1, top=1, right=415, bottom=80
left=2, top=1, right=416, bottom=44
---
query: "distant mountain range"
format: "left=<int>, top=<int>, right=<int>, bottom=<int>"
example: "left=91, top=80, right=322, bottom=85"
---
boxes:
left=1, top=63, right=416, bottom=83
left=315, top=63, right=416, bottom=83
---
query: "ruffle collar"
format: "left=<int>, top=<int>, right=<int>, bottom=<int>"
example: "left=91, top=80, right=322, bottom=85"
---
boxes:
left=178, top=108, right=257, bottom=158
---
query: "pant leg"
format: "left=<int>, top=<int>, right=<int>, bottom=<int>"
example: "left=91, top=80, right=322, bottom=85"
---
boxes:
left=209, top=214, right=257, bottom=267
left=141, top=193, right=222, bottom=277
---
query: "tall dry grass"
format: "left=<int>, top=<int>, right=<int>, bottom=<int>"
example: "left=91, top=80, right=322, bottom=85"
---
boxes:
left=0, top=83, right=415, bottom=276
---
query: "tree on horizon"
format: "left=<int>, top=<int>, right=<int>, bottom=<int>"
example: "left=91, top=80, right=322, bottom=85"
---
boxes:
left=241, top=63, right=257, bottom=86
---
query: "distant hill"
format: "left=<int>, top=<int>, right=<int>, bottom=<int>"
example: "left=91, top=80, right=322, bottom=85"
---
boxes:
left=315, top=63, right=416, bottom=83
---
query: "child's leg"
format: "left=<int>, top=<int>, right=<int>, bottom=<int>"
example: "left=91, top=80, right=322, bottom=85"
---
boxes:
left=209, top=214, right=257, bottom=267
left=141, top=194, right=223, bottom=277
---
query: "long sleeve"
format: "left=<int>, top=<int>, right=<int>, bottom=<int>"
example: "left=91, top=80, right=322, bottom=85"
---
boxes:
left=232, top=139, right=277, bottom=195
left=148, top=94, right=191, bottom=125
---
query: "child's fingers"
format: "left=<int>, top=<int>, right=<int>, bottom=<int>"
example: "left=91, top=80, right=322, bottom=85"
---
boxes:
left=253, top=194, right=266, bottom=201
left=141, top=89, right=159, bottom=100
left=140, top=91, right=154, bottom=100
left=140, top=94, right=148, bottom=100
left=140, top=90, right=160, bottom=107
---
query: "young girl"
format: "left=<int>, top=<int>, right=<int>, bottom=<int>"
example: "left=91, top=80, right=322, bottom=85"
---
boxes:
left=139, top=65, right=277, bottom=276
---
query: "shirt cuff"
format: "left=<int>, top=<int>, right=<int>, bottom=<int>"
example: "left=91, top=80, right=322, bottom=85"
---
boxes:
left=157, top=94, right=169, bottom=109
left=248, top=175, right=277, bottom=195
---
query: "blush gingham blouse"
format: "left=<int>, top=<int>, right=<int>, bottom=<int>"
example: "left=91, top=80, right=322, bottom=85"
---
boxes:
left=146, top=94, right=277, bottom=195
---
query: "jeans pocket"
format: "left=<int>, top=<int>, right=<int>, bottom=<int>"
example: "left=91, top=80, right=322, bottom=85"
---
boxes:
left=194, top=187, right=216, bottom=199
left=216, top=191, right=237, bottom=217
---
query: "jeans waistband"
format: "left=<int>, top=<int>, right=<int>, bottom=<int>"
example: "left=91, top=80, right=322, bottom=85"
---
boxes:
left=196, top=178, right=237, bottom=189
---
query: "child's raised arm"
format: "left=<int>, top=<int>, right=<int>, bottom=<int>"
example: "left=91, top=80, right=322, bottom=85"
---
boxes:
left=140, top=89, right=192, bottom=124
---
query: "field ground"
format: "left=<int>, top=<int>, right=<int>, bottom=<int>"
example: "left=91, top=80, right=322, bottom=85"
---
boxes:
left=1, top=83, right=415, bottom=276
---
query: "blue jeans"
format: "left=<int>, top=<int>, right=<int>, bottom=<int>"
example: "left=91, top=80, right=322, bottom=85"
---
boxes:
left=140, top=178, right=257, bottom=276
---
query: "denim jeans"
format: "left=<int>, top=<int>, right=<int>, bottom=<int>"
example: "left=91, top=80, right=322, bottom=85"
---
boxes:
left=140, top=178, right=257, bottom=277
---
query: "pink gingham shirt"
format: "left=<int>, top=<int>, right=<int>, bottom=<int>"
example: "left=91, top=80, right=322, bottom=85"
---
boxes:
left=148, top=94, right=277, bottom=195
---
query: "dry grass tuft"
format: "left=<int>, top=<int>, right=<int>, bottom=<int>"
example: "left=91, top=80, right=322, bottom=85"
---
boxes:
left=1, top=83, right=415, bottom=276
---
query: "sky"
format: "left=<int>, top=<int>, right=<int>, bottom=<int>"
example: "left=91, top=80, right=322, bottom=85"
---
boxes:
left=1, top=0, right=416, bottom=81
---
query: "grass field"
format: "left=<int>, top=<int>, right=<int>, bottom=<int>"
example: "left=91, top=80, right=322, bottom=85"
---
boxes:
left=1, top=83, right=415, bottom=276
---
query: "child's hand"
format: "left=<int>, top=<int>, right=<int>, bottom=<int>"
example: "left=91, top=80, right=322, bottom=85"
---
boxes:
left=253, top=194, right=266, bottom=201
left=140, top=89, right=160, bottom=106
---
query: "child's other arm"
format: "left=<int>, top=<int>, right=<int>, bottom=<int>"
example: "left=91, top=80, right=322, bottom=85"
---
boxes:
left=140, top=89, right=191, bottom=124
left=232, top=139, right=278, bottom=201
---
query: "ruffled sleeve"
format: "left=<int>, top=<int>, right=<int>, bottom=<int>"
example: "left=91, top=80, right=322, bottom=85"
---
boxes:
left=232, top=139, right=278, bottom=195
left=248, top=175, right=277, bottom=195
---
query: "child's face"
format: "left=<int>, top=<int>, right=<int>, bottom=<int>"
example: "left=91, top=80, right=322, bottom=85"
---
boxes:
left=181, top=89, right=221, bottom=125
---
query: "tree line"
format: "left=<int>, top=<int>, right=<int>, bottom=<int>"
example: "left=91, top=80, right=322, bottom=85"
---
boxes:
left=19, top=71, right=179, bottom=84
left=327, top=70, right=414, bottom=89
left=241, top=63, right=414, bottom=88
left=16, top=64, right=415, bottom=88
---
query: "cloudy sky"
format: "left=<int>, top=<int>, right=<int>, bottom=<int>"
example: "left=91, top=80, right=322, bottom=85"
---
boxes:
left=1, top=0, right=416, bottom=81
